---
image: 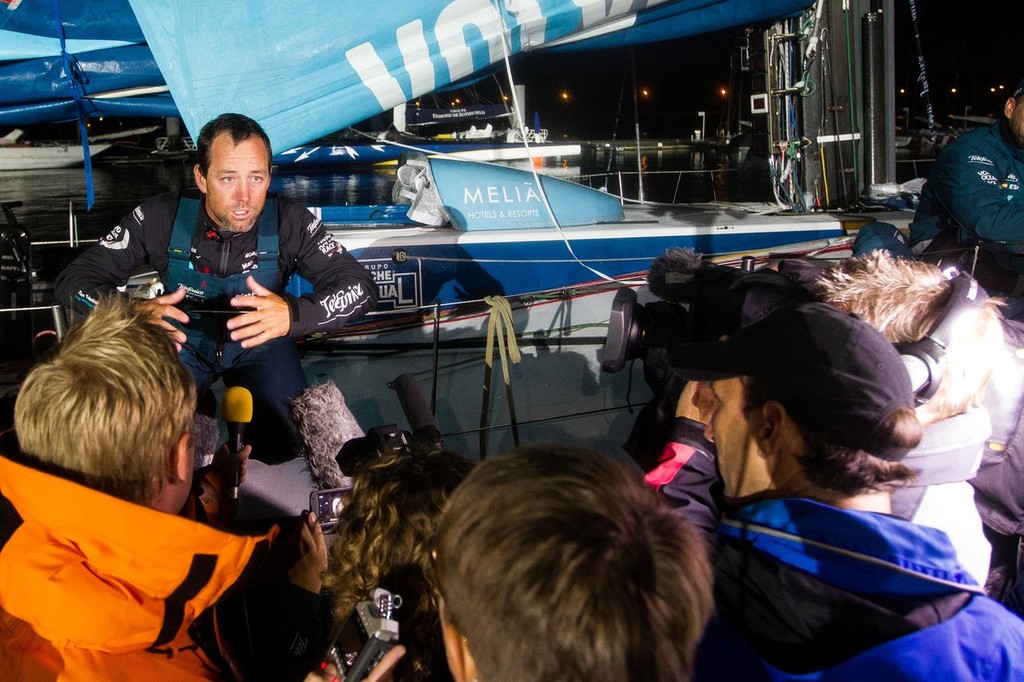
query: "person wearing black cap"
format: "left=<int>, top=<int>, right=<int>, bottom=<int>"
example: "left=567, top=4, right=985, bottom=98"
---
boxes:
left=677, top=303, right=1024, bottom=680
left=910, top=78, right=1024, bottom=316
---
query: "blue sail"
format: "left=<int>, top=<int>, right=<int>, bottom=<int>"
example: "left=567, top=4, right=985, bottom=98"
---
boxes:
left=126, top=0, right=813, bottom=153
left=0, top=0, right=813, bottom=139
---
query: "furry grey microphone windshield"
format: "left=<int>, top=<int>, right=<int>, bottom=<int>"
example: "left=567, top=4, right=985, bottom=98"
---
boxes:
left=192, top=412, right=220, bottom=468
left=647, top=247, right=706, bottom=303
left=291, top=380, right=363, bottom=490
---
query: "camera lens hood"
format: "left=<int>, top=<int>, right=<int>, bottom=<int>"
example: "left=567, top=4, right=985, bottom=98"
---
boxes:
left=602, top=287, right=645, bottom=373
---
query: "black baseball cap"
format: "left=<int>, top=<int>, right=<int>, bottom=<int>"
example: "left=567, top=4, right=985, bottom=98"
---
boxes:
left=669, top=302, right=916, bottom=461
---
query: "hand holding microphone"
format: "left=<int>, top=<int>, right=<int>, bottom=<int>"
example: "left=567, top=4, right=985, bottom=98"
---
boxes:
left=221, top=386, right=254, bottom=500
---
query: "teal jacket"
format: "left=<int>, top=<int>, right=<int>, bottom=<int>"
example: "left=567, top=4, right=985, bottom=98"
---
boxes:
left=911, top=120, right=1024, bottom=271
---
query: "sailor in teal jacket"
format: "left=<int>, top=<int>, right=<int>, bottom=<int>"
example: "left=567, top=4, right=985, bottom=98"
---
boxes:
left=911, top=79, right=1024, bottom=305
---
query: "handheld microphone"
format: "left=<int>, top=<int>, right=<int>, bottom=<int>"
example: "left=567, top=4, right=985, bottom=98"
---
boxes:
left=221, top=386, right=253, bottom=499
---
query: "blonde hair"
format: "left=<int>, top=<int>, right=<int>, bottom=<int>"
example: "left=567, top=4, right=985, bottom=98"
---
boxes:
left=14, top=296, right=195, bottom=504
left=814, top=251, right=1006, bottom=420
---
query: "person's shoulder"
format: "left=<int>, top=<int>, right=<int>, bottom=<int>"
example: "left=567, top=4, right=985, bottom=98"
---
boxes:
left=126, top=190, right=186, bottom=227
left=273, top=194, right=319, bottom=228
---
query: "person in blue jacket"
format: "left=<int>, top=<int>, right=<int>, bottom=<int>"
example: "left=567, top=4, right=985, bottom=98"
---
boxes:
left=667, top=303, right=1024, bottom=681
left=56, top=114, right=377, bottom=462
left=911, top=78, right=1024, bottom=315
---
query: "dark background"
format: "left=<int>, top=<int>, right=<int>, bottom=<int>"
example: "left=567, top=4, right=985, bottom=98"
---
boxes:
left=17, top=1, right=1024, bottom=144
left=506, top=0, right=1024, bottom=140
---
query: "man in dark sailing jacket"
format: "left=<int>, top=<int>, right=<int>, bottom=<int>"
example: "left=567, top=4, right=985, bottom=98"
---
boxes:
left=911, top=78, right=1024, bottom=316
left=55, top=113, right=378, bottom=462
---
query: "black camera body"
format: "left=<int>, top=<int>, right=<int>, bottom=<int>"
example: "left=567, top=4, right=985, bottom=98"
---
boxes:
left=325, top=588, right=402, bottom=681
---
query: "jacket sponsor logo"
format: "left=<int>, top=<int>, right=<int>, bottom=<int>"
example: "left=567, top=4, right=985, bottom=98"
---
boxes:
left=967, top=154, right=993, bottom=166
left=75, top=290, right=99, bottom=308
left=319, top=283, right=366, bottom=322
left=100, top=225, right=131, bottom=250
left=132, top=206, right=145, bottom=224
left=317, top=234, right=340, bottom=256
left=240, top=260, right=256, bottom=271
left=244, top=250, right=258, bottom=259
left=183, top=285, right=207, bottom=299
left=307, top=218, right=323, bottom=235
left=1002, top=173, right=1021, bottom=191
left=978, top=170, right=998, bottom=186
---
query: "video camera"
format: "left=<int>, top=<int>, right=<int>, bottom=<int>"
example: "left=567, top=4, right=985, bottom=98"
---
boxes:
left=601, top=287, right=690, bottom=374
left=336, top=373, right=443, bottom=474
left=324, top=587, right=402, bottom=681
left=602, top=253, right=813, bottom=374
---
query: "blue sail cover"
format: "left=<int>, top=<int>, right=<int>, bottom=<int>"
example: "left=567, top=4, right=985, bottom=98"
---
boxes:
left=1, top=0, right=811, bottom=138
left=0, top=0, right=167, bottom=124
left=126, top=0, right=812, bottom=154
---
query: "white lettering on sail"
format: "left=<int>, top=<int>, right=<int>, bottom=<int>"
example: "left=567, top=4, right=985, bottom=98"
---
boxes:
left=346, top=0, right=665, bottom=110
left=435, top=0, right=503, bottom=83
left=397, top=21, right=434, bottom=96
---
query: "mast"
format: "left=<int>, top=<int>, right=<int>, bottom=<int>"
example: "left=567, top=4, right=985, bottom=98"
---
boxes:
left=758, top=0, right=895, bottom=211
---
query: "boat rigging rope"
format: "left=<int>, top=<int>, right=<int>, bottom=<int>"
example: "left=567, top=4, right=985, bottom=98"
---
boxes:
left=906, top=0, right=937, bottom=143
left=50, top=0, right=97, bottom=210
left=486, top=0, right=647, bottom=287
left=479, top=295, right=521, bottom=457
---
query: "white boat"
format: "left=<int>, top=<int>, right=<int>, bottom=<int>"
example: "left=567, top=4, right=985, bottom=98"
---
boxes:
left=2, top=0, right=907, bottom=457
left=0, top=129, right=112, bottom=171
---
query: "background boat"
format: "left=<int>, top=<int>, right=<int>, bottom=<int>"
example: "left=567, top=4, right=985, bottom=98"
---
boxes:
left=0, top=0, right=917, bottom=460
left=0, top=129, right=111, bottom=171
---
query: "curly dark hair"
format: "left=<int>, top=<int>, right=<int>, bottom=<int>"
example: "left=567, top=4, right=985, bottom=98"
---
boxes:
left=323, top=447, right=474, bottom=681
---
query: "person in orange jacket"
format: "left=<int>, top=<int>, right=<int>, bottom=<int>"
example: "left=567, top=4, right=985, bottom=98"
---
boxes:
left=0, top=296, right=332, bottom=681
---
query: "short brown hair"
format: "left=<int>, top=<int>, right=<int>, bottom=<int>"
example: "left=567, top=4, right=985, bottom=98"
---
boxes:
left=435, top=444, right=713, bottom=682
left=196, top=113, right=272, bottom=176
left=14, top=297, right=195, bottom=504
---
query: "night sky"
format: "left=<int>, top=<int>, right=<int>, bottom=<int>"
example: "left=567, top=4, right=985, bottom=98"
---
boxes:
left=498, top=1, right=1024, bottom=140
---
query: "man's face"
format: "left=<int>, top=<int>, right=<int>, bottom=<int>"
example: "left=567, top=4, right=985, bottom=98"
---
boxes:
left=194, top=133, right=271, bottom=233
left=709, top=377, right=774, bottom=503
left=1005, top=97, right=1024, bottom=148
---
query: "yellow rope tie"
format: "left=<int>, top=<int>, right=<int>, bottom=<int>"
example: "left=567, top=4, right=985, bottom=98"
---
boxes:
left=484, top=295, right=521, bottom=382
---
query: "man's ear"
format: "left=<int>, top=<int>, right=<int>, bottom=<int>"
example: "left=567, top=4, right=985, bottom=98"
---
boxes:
left=193, top=164, right=207, bottom=193
left=168, top=430, right=193, bottom=483
left=755, top=401, right=788, bottom=457
left=440, top=601, right=478, bottom=682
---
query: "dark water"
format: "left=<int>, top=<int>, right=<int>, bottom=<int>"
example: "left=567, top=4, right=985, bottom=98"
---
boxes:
left=1, top=147, right=775, bottom=244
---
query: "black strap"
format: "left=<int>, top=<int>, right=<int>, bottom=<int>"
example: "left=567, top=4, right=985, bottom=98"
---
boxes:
left=149, top=553, right=219, bottom=649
